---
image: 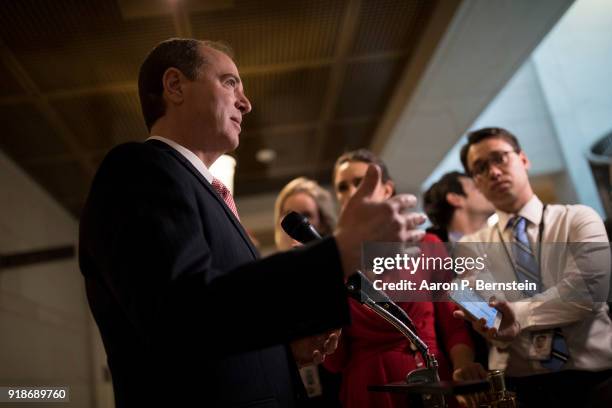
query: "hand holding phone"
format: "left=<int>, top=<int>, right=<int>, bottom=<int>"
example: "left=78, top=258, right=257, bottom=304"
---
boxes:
left=449, top=289, right=502, bottom=330
left=450, top=291, right=521, bottom=343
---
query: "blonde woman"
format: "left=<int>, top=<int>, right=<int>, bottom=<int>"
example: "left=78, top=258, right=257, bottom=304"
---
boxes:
left=274, top=177, right=336, bottom=250
left=274, top=177, right=341, bottom=407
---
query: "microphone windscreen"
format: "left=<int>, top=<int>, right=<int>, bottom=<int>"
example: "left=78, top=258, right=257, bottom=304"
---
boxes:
left=281, top=211, right=321, bottom=243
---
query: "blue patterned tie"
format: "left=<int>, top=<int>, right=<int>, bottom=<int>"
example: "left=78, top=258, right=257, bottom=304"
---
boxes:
left=510, top=216, right=540, bottom=296
left=509, top=216, right=569, bottom=370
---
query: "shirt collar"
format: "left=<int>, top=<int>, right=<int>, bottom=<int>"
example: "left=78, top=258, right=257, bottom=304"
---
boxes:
left=448, top=231, right=464, bottom=243
left=496, top=195, right=543, bottom=230
left=147, top=135, right=213, bottom=183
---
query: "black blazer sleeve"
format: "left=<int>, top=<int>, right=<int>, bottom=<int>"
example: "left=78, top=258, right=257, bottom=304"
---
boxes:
left=80, top=142, right=350, bottom=356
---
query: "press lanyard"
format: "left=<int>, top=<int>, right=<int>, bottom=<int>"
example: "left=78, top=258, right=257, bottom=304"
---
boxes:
left=496, top=204, right=547, bottom=279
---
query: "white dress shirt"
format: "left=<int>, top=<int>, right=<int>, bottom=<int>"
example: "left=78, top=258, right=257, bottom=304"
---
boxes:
left=460, top=195, right=612, bottom=375
left=147, top=136, right=213, bottom=183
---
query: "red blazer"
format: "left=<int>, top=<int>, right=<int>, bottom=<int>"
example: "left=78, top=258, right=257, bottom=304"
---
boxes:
left=323, top=233, right=472, bottom=408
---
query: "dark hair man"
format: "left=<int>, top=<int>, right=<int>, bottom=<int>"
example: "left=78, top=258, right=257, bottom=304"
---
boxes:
left=78, top=38, right=426, bottom=407
left=424, top=171, right=494, bottom=243
left=455, top=127, right=612, bottom=407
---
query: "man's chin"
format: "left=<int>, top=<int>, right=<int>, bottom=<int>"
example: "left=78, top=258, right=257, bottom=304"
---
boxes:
left=491, top=181, right=512, bottom=193
left=229, top=137, right=239, bottom=151
left=223, top=131, right=240, bottom=152
left=492, top=194, right=517, bottom=212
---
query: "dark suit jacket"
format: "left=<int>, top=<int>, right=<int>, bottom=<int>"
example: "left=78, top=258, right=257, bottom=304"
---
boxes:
left=79, top=140, right=350, bottom=407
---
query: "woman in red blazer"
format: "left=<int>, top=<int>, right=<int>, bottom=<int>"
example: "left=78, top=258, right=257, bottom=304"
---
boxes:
left=325, top=149, right=487, bottom=408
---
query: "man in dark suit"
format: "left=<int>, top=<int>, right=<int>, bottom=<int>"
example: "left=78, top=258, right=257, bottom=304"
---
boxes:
left=79, top=38, right=426, bottom=407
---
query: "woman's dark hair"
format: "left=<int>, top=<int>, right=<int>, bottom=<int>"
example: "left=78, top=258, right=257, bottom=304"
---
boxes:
left=333, top=149, right=395, bottom=194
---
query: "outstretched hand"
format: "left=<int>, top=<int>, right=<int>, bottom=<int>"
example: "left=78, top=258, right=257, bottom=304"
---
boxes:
left=335, top=164, right=427, bottom=276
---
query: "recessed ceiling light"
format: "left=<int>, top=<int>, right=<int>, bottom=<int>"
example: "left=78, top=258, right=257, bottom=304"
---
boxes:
left=256, top=148, right=277, bottom=164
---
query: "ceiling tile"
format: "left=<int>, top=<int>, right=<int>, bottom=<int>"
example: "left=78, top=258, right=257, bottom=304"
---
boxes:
left=0, top=61, right=26, bottom=98
left=335, top=57, right=406, bottom=119
left=351, top=0, right=434, bottom=56
left=0, top=103, right=70, bottom=161
left=241, top=66, right=330, bottom=129
left=0, top=0, right=443, bottom=212
left=0, top=0, right=175, bottom=92
left=192, top=0, right=345, bottom=67
left=322, top=119, right=377, bottom=163
left=51, top=91, right=146, bottom=151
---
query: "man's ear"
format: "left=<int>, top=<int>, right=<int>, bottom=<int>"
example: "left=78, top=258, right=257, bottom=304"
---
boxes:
left=519, top=150, right=531, bottom=171
left=446, top=192, right=464, bottom=208
left=162, top=67, right=184, bottom=105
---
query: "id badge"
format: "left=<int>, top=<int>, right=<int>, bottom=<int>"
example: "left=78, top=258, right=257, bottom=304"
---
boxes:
left=528, top=331, right=553, bottom=360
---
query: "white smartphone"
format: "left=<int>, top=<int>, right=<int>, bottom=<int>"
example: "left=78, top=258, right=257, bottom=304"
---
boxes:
left=448, top=289, right=502, bottom=330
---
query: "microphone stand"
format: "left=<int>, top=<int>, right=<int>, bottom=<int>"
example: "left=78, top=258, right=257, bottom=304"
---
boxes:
left=346, top=281, right=446, bottom=408
left=279, top=213, right=445, bottom=406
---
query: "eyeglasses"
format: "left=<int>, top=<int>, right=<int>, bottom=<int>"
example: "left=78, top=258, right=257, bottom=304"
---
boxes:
left=469, top=150, right=516, bottom=177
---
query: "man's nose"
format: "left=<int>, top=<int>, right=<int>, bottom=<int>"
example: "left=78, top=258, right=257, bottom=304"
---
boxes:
left=236, top=91, right=252, bottom=114
left=487, top=162, right=503, bottom=178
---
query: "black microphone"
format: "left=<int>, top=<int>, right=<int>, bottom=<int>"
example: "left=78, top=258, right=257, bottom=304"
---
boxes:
left=281, top=211, right=322, bottom=244
left=280, top=211, right=418, bottom=334
left=281, top=211, right=392, bottom=301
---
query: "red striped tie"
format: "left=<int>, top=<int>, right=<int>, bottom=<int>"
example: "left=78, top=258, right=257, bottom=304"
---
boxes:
left=211, top=178, right=240, bottom=221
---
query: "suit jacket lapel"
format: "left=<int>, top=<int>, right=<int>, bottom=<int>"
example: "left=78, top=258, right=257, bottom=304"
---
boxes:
left=145, top=139, right=259, bottom=259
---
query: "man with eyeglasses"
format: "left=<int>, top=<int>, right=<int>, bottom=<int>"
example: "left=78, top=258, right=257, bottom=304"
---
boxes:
left=454, top=127, right=612, bottom=406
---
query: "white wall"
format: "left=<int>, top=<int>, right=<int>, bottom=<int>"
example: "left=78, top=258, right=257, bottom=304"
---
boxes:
left=422, top=59, right=566, bottom=191
left=0, top=150, right=110, bottom=407
left=531, top=0, right=612, bottom=215
left=423, top=0, right=612, bottom=215
left=379, top=0, right=574, bottom=194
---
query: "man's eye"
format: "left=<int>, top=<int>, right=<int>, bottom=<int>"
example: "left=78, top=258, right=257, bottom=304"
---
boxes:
left=337, top=183, right=348, bottom=192
left=352, top=177, right=363, bottom=188
left=226, top=78, right=236, bottom=87
left=490, top=153, right=504, bottom=164
left=471, top=162, right=484, bottom=175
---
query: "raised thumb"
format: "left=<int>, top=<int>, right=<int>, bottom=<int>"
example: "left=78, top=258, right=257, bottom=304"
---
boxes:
left=352, top=164, right=380, bottom=201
